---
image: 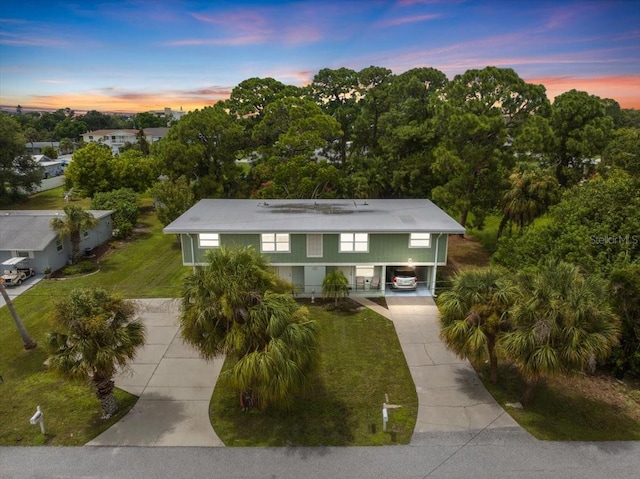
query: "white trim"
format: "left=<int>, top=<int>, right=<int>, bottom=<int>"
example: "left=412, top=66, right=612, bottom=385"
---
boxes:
left=199, top=233, right=219, bottom=248
left=409, top=232, right=431, bottom=248
left=339, top=233, right=368, bottom=253
left=261, top=233, right=290, bottom=253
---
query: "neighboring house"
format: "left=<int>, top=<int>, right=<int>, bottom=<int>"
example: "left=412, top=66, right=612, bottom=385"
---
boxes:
left=25, top=141, right=60, bottom=155
left=164, top=199, right=465, bottom=296
left=81, top=128, right=169, bottom=154
left=32, top=154, right=64, bottom=178
left=0, top=210, right=114, bottom=274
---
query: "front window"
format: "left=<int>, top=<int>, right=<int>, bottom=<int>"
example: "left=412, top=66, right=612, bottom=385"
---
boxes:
left=199, top=233, right=219, bottom=248
left=306, top=234, right=323, bottom=257
left=56, top=238, right=63, bottom=252
left=261, top=233, right=290, bottom=252
left=410, top=233, right=431, bottom=248
left=340, top=233, right=368, bottom=252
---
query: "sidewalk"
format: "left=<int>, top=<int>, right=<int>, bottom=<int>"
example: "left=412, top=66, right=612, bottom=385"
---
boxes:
left=354, top=296, right=520, bottom=443
left=87, top=298, right=225, bottom=447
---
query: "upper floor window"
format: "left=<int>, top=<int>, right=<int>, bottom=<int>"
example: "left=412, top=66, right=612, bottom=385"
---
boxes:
left=340, top=233, right=368, bottom=252
left=409, top=233, right=431, bottom=248
left=56, top=238, right=63, bottom=252
left=306, top=234, right=323, bottom=257
left=199, top=233, right=219, bottom=248
left=261, top=233, right=290, bottom=252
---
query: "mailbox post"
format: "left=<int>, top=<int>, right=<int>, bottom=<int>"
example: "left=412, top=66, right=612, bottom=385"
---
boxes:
left=30, top=406, right=45, bottom=435
left=382, top=405, right=388, bottom=432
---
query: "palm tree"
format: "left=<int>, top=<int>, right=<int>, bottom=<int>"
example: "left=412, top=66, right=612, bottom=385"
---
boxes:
left=180, top=246, right=319, bottom=409
left=222, top=292, right=319, bottom=409
left=0, top=281, right=37, bottom=349
left=501, top=261, right=621, bottom=405
left=50, top=205, right=98, bottom=264
left=497, top=164, right=559, bottom=238
left=24, top=127, right=39, bottom=152
left=47, top=288, right=145, bottom=418
left=322, top=269, right=350, bottom=307
left=437, top=267, right=517, bottom=383
left=59, top=137, right=74, bottom=155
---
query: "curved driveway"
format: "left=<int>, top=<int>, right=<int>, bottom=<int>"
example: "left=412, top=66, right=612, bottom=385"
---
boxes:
left=87, top=298, right=224, bottom=447
left=356, top=296, right=520, bottom=441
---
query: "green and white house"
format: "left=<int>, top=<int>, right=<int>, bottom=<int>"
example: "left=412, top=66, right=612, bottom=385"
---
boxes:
left=164, top=199, right=464, bottom=296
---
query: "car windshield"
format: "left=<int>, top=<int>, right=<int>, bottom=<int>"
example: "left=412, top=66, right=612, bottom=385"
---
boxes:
left=394, top=269, right=415, bottom=277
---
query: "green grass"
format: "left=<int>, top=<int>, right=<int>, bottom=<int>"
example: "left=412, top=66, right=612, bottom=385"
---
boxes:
left=466, top=214, right=501, bottom=253
left=476, top=362, right=640, bottom=441
left=0, top=200, right=187, bottom=445
left=1, top=186, right=91, bottom=211
left=0, top=302, right=138, bottom=445
left=210, top=302, right=418, bottom=446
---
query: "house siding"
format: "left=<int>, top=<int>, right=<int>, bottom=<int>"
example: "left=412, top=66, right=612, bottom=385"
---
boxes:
left=180, top=232, right=449, bottom=266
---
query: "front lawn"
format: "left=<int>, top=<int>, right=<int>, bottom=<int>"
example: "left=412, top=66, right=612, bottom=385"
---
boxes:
left=477, top=362, right=640, bottom=441
left=210, top=302, right=418, bottom=446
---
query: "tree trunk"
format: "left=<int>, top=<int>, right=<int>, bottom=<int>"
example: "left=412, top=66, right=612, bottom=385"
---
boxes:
left=94, top=377, right=118, bottom=418
left=71, top=233, right=82, bottom=264
left=0, top=282, right=37, bottom=349
left=487, top=337, right=498, bottom=384
left=521, top=377, right=543, bottom=406
left=496, top=215, right=509, bottom=239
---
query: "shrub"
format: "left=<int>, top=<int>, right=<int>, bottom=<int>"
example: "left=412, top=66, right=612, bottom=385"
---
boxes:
left=61, top=260, right=98, bottom=276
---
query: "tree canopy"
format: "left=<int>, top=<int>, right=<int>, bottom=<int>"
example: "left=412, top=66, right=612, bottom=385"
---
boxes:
left=0, top=113, right=42, bottom=205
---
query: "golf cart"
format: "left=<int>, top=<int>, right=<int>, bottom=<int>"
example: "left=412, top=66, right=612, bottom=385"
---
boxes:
left=1, top=257, right=35, bottom=286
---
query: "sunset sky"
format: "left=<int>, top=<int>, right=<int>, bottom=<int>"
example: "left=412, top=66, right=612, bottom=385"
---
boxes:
left=1, top=0, right=639, bottom=113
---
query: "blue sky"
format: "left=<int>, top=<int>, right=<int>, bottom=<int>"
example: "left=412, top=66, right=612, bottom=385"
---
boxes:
left=1, top=0, right=638, bottom=113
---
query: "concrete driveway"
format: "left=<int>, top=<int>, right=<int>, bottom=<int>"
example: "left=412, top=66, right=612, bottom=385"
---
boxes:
left=0, top=274, right=44, bottom=308
left=355, top=296, right=520, bottom=443
left=87, top=298, right=225, bottom=447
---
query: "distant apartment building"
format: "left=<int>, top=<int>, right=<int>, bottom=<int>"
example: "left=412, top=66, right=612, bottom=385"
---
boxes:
left=81, top=128, right=169, bottom=154
left=150, top=107, right=185, bottom=124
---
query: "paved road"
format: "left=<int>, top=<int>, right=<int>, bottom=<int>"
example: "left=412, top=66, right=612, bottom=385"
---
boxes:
left=2, top=429, right=639, bottom=479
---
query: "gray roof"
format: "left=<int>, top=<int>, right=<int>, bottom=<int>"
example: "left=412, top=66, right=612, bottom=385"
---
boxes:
left=163, top=199, right=465, bottom=235
left=0, top=210, right=112, bottom=251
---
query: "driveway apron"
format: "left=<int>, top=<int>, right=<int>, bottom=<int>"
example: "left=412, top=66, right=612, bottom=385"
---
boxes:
left=87, top=298, right=225, bottom=447
left=356, top=296, right=521, bottom=443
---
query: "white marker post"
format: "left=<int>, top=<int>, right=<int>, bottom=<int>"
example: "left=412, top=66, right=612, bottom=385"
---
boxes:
left=382, top=405, right=388, bottom=432
left=30, top=406, right=45, bottom=435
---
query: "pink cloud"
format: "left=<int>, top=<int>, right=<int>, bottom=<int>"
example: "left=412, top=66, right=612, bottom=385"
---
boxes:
left=396, top=0, right=456, bottom=5
left=170, top=8, right=325, bottom=47
left=525, top=75, right=640, bottom=108
left=167, top=35, right=269, bottom=47
left=261, top=68, right=315, bottom=86
left=0, top=32, right=69, bottom=47
left=377, top=14, right=441, bottom=28
left=16, top=84, right=234, bottom=114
